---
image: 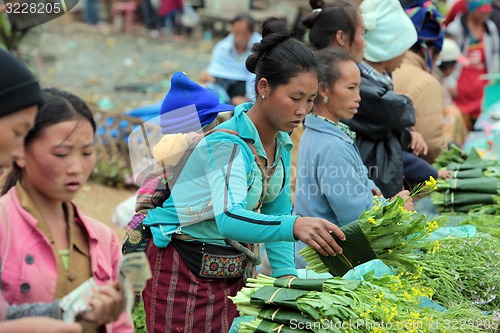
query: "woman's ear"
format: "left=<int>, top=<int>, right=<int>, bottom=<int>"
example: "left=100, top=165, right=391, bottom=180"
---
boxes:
left=14, top=156, right=26, bottom=169
left=11, top=145, right=26, bottom=169
left=318, top=82, right=329, bottom=97
left=257, top=78, right=269, bottom=99
left=335, top=30, right=345, bottom=47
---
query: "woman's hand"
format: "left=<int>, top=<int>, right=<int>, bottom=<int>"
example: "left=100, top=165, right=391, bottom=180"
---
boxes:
left=80, top=281, right=124, bottom=326
left=409, top=131, right=428, bottom=156
left=391, top=190, right=414, bottom=211
left=438, top=169, right=451, bottom=179
left=293, top=217, right=345, bottom=257
left=371, top=188, right=383, bottom=197
left=0, top=317, right=82, bottom=333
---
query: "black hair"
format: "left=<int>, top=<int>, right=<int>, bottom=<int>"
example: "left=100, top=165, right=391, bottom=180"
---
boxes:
left=2, top=88, right=96, bottom=194
left=314, top=48, right=354, bottom=104
left=409, top=42, right=441, bottom=61
left=438, top=60, right=457, bottom=72
left=303, top=0, right=361, bottom=50
left=246, top=17, right=318, bottom=95
left=315, top=47, right=354, bottom=85
left=231, top=13, right=255, bottom=33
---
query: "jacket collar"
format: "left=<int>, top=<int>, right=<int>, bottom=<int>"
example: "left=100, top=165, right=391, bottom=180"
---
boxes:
left=4, top=185, right=111, bottom=281
left=217, top=102, right=293, bottom=159
left=304, top=114, right=354, bottom=144
left=16, top=183, right=91, bottom=256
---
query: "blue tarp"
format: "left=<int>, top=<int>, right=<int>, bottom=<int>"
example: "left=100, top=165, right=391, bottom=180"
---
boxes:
left=96, top=102, right=162, bottom=142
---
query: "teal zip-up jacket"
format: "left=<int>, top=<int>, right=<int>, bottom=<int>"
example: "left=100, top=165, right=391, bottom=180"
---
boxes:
left=143, top=102, right=298, bottom=277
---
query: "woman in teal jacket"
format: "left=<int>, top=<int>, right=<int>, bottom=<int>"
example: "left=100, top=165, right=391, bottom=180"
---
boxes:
left=141, top=18, right=346, bottom=333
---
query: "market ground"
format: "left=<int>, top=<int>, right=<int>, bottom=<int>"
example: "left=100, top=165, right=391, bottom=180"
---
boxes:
left=36, top=13, right=216, bottom=238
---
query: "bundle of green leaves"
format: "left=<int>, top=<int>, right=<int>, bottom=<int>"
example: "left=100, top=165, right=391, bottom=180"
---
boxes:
left=431, top=148, right=500, bottom=214
left=231, top=274, right=491, bottom=333
left=433, top=144, right=468, bottom=169
left=431, top=177, right=500, bottom=213
left=299, top=177, right=447, bottom=276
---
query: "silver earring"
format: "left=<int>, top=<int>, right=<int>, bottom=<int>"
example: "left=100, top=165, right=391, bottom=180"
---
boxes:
left=261, top=95, right=266, bottom=99
left=323, top=96, right=328, bottom=104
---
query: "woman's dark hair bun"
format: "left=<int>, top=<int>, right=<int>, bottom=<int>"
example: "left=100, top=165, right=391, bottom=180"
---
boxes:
left=302, top=10, right=320, bottom=29
left=246, top=17, right=291, bottom=74
left=310, top=0, right=324, bottom=10
left=302, top=0, right=325, bottom=29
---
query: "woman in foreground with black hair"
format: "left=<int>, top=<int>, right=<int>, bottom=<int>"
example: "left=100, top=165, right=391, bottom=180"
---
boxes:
left=141, top=17, right=346, bottom=332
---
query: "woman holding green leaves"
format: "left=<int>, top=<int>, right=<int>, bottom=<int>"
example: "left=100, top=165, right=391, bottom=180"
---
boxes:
left=294, top=48, right=413, bottom=268
left=141, top=18, right=346, bottom=333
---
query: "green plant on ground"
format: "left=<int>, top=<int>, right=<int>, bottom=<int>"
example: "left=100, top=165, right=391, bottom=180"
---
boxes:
left=132, top=301, right=147, bottom=333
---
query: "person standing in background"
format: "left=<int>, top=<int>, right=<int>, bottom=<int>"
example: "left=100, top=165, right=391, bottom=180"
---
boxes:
left=158, top=0, right=183, bottom=37
left=393, top=0, right=447, bottom=164
left=340, top=0, right=422, bottom=197
left=294, top=48, right=414, bottom=267
left=84, top=0, right=100, bottom=25
left=435, top=38, right=469, bottom=146
left=446, top=0, right=500, bottom=129
left=304, top=0, right=366, bottom=63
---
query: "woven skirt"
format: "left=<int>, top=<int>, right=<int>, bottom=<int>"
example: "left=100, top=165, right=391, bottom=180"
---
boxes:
left=142, top=239, right=244, bottom=333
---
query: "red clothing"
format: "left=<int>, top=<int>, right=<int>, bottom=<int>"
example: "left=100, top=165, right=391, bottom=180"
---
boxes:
left=454, top=37, right=489, bottom=118
left=445, top=0, right=467, bottom=26
left=142, top=240, right=243, bottom=333
left=158, top=0, right=183, bottom=17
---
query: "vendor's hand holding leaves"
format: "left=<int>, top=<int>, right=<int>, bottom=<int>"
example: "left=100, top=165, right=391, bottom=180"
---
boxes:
left=293, top=217, right=345, bottom=257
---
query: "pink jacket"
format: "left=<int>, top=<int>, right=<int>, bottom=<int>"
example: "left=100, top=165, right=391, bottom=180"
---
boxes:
left=0, top=187, right=133, bottom=333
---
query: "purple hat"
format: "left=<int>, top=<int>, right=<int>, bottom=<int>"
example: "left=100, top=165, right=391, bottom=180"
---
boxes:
left=405, top=1, right=445, bottom=52
left=159, top=72, right=234, bottom=134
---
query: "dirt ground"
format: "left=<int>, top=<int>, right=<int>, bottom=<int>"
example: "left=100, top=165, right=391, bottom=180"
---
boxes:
left=31, top=13, right=215, bottom=240
left=73, top=182, right=135, bottom=240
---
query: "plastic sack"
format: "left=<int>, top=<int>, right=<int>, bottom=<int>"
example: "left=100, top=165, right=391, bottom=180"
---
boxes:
left=181, top=3, right=199, bottom=28
left=342, top=259, right=394, bottom=281
left=426, top=225, right=477, bottom=241
left=228, top=316, right=257, bottom=333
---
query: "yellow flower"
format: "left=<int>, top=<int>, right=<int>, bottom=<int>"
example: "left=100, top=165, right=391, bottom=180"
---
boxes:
left=424, top=176, right=437, bottom=190
left=426, top=220, right=440, bottom=232
left=371, top=329, right=388, bottom=333
left=368, top=217, right=377, bottom=225
left=403, top=291, right=413, bottom=300
left=432, top=240, right=440, bottom=253
left=387, top=249, right=393, bottom=254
